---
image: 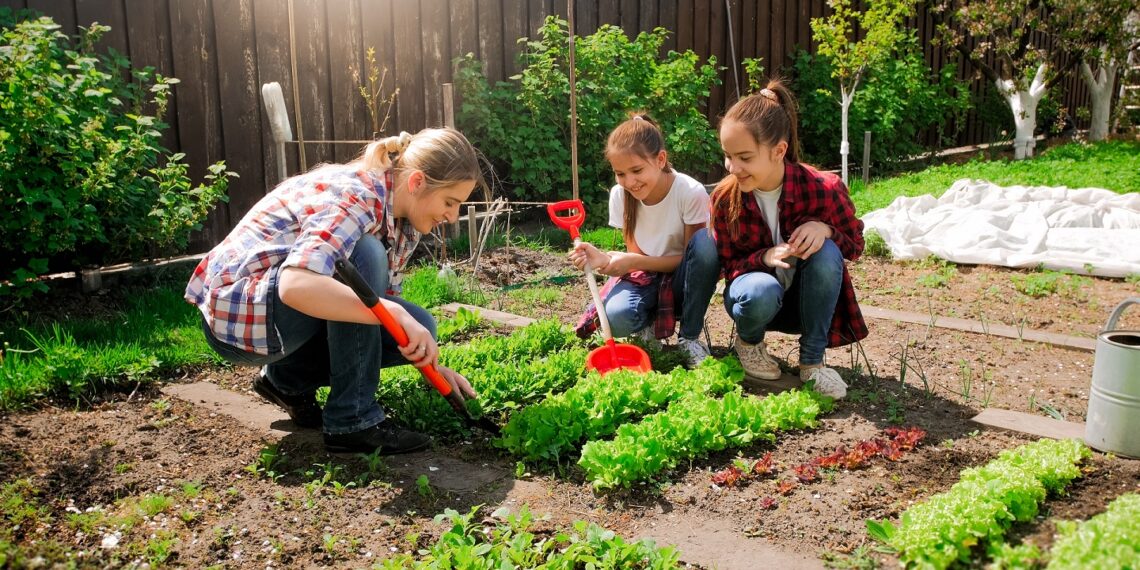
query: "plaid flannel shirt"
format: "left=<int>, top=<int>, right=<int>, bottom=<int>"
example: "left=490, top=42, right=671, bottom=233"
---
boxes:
left=185, top=166, right=420, bottom=355
left=711, top=161, right=868, bottom=347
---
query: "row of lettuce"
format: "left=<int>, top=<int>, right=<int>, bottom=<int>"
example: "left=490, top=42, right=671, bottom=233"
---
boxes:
left=386, top=316, right=1137, bottom=567
left=867, top=437, right=1138, bottom=569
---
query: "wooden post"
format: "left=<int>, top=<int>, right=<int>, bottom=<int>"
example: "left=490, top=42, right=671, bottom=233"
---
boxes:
left=862, top=131, right=872, bottom=186
left=442, top=83, right=455, bottom=129
left=568, top=0, right=579, bottom=201
left=467, top=205, right=477, bottom=258
left=80, top=269, right=102, bottom=293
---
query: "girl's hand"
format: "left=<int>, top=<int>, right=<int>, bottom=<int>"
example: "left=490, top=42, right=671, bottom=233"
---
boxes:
left=762, top=243, right=799, bottom=269
left=788, top=221, right=832, bottom=259
left=600, top=251, right=636, bottom=276
left=397, top=311, right=439, bottom=368
left=569, top=242, right=610, bottom=272
left=436, top=365, right=478, bottom=400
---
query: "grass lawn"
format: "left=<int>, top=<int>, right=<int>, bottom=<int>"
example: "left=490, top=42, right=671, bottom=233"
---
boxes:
left=850, top=140, right=1140, bottom=215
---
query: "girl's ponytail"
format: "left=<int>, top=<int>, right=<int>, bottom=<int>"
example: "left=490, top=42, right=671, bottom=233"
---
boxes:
left=713, top=78, right=802, bottom=240
left=362, top=131, right=414, bottom=171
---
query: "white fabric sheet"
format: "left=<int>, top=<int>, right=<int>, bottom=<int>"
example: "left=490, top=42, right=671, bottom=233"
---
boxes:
left=861, top=179, right=1140, bottom=277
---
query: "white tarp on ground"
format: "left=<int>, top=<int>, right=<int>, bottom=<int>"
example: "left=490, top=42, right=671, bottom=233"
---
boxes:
left=861, top=179, right=1140, bottom=277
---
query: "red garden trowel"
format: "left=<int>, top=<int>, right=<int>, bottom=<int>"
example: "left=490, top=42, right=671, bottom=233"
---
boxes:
left=333, top=258, right=500, bottom=435
left=547, top=199, right=652, bottom=376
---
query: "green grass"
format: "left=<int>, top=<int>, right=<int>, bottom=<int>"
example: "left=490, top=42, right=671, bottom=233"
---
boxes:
left=0, top=284, right=218, bottom=410
left=850, top=140, right=1140, bottom=214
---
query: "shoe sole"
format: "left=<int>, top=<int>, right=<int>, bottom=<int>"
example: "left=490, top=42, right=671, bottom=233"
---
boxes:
left=744, top=370, right=783, bottom=381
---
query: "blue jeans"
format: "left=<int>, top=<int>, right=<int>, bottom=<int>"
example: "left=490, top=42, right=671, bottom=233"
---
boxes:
left=603, top=228, right=720, bottom=339
left=723, top=239, right=843, bottom=365
left=200, top=234, right=435, bottom=435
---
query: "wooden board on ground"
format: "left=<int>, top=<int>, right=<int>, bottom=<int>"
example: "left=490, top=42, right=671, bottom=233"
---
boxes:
left=971, top=408, right=1086, bottom=441
left=861, top=305, right=1096, bottom=352
left=439, top=303, right=536, bottom=329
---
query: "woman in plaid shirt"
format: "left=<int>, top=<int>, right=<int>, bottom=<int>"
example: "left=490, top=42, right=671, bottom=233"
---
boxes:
left=186, top=128, right=482, bottom=454
left=711, top=81, right=868, bottom=399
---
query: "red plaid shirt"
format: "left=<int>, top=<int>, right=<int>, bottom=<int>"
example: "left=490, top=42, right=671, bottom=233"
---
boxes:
left=711, top=161, right=868, bottom=347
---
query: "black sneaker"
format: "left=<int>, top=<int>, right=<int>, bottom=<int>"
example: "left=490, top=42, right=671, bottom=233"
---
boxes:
left=323, top=421, right=431, bottom=455
left=251, top=374, right=323, bottom=429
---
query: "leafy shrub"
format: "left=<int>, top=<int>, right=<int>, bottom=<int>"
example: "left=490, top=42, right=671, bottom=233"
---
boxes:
left=0, top=13, right=232, bottom=297
left=793, top=32, right=972, bottom=171
left=456, top=17, right=721, bottom=221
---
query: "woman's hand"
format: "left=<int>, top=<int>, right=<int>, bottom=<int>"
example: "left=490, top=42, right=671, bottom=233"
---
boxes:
left=395, top=308, right=439, bottom=368
left=568, top=242, right=611, bottom=272
left=788, top=221, right=832, bottom=259
left=762, top=243, right=799, bottom=269
left=436, top=365, right=478, bottom=401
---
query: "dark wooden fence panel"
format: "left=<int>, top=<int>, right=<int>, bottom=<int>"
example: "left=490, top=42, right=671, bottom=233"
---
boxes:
left=2, top=0, right=1098, bottom=248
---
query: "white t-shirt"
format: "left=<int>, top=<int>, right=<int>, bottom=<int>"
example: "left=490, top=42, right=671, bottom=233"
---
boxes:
left=608, top=171, right=710, bottom=257
left=753, top=186, right=795, bottom=288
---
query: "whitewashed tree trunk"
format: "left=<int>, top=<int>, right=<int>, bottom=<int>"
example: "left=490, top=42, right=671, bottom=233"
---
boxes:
left=840, top=86, right=855, bottom=185
left=997, top=64, right=1048, bottom=160
left=1080, top=57, right=1118, bottom=142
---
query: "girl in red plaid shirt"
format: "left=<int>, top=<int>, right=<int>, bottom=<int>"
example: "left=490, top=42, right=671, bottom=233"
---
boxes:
left=711, top=81, right=868, bottom=399
left=187, top=129, right=482, bottom=454
left=569, top=113, right=720, bottom=368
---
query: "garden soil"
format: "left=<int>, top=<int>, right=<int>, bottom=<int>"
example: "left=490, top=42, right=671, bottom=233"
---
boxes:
left=2, top=247, right=1139, bottom=568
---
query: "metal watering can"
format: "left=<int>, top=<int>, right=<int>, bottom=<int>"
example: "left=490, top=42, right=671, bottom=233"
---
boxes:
left=1085, top=297, right=1140, bottom=458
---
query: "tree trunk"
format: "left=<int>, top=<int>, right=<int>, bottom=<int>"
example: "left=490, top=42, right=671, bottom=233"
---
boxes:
left=840, top=86, right=854, bottom=185
left=997, top=64, right=1048, bottom=160
left=1080, top=58, right=1117, bottom=142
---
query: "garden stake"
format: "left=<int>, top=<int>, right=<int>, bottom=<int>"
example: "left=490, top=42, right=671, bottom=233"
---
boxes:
left=333, top=258, right=500, bottom=435
left=547, top=199, right=651, bottom=375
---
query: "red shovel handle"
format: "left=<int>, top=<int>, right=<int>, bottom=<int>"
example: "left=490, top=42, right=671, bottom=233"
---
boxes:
left=334, top=259, right=453, bottom=397
left=546, top=199, right=585, bottom=241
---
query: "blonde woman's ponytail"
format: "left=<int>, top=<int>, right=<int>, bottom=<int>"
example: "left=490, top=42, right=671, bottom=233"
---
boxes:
left=362, top=131, right=413, bottom=171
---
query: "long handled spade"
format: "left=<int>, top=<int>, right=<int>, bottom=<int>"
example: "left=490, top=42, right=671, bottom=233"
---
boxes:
left=333, top=258, right=500, bottom=435
left=547, top=200, right=652, bottom=375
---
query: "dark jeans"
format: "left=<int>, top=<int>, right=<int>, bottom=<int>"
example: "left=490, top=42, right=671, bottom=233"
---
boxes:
left=602, top=227, right=720, bottom=340
left=723, top=239, right=843, bottom=365
left=200, top=234, right=435, bottom=434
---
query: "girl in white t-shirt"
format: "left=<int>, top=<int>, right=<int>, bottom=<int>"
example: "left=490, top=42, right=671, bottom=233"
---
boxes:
left=570, top=113, right=720, bottom=367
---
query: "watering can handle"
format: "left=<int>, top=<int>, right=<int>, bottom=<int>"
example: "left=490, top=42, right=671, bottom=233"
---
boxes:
left=1105, top=297, right=1140, bottom=332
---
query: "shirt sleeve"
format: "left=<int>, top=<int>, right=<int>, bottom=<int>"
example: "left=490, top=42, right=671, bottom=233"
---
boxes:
left=608, top=185, right=625, bottom=229
left=281, top=182, right=380, bottom=276
left=817, top=178, right=864, bottom=260
left=679, top=175, right=711, bottom=226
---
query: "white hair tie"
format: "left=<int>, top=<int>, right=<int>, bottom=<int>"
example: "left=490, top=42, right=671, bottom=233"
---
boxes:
left=759, top=88, right=777, bottom=102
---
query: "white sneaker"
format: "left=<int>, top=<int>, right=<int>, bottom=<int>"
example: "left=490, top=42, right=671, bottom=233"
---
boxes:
left=734, top=335, right=782, bottom=380
left=677, top=337, right=711, bottom=368
left=801, top=365, right=847, bottom=399
left=630, top=327, right=662, bottom=350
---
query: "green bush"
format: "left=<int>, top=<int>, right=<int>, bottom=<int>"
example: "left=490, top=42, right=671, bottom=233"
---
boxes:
left=0, top=13, right=233, bottom=298
left=792, top=32, right=972, bottom=171
left=456, top=17, right=721, bottom=221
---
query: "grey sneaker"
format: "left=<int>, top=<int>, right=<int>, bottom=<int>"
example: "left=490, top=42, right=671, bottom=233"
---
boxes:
left=801, top=365, right=847, bottom=399
left=677, top=337, right=711, bottom=368
left=734, top=335, right=781, bottom=380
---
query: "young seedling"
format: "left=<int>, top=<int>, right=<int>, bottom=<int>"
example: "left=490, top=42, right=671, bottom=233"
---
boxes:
left=415, top=474, right=434, bottom=499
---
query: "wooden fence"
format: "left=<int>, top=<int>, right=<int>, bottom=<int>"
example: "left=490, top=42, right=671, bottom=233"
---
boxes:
left=0, top=0, right=1091, bottom=247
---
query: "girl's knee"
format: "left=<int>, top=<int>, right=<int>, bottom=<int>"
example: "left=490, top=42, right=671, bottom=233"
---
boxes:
left=802, top=239, right=843, bottom=276
left=686, top=228, right=719, bottom=272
